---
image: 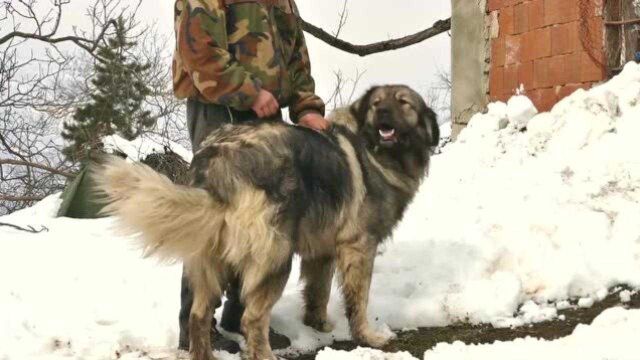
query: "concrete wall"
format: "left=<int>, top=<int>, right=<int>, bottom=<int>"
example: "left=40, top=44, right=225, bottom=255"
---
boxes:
left=450, top=0, right=490, bottom=138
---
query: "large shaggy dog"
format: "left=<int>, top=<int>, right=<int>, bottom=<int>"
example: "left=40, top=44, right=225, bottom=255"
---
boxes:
left=97, top=85, right=439, bottom=360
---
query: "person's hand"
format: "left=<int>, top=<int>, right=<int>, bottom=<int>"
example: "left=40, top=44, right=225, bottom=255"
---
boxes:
left=298, top=113, right=330, bottom=131
left=251, top=89, right=280, bottom=118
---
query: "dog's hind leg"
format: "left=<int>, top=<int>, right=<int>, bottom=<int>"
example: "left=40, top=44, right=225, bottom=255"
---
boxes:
left=301, top=256, right=335, bottom=333
left=240, top=260, right=292, bottom=360
left=336, top=237, right=390, bottom=348
left=185, top=256, right=224, bottom=360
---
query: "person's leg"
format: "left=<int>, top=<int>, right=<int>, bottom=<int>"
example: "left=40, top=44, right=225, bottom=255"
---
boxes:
left=179, top=99, right=234, bottom=350
left=179, top=101, right=290, bottom=351
left=215, top=108, right=290, bottom=349
left=219, top=275, right=244, bottom=333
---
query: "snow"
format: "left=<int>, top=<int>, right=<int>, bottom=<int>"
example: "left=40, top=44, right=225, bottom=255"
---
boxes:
left=424, top=307, right=640, bottom=360
left=577, top=298, right=595, bottom=308
left=317, top=348, right=418, bottom=360
left=103, top=133, right=192, bottom=163
left=438, top=121, right=452, bottom=140
left=1, top=62, right=640, bottom=359
left=620, top=290, right=632, bottom=303
left=506, top=95, right=537, bottom=130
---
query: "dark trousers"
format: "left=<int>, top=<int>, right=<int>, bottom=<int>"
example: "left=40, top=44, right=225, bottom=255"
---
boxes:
left=178, top=99, right=283, bottom=350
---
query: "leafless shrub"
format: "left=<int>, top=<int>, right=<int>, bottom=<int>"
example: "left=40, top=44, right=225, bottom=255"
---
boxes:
left=0, top=0, right=185, bottom=215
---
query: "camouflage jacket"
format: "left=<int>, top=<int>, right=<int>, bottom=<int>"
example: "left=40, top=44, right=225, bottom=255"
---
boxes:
left=173, top=0, right=325, bottom=122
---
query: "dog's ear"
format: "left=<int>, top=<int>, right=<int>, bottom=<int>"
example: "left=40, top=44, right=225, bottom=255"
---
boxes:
left=422, top=103, right=440, bottom=148
left=350, top=87, right=377, bottom=128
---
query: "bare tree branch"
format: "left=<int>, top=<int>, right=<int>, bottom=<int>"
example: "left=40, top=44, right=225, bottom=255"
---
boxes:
left=301, top=17, right=451, bottom=57
left=0, top=158, right=76, bottom=178
left=0, top=221, right=49, bottom=233
left=0, top=1, right=118, bottom=58
left=332, top=0, right=349, bottom=38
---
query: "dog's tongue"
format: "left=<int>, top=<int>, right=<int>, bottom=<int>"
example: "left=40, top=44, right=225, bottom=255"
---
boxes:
left=379, top=128, right=396, bottom=141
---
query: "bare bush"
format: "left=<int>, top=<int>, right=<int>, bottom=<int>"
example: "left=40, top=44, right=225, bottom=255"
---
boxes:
left=0, top=0, right=186, bottom=215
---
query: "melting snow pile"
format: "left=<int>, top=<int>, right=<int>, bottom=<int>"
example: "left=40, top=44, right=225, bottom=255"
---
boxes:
left=1, top=62, right=640, bottom=359
left=423, top=307, right=640, bottom=360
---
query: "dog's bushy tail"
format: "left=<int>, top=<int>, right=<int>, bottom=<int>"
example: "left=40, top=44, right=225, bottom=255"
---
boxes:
left=94, top=156, right=224, bottom=262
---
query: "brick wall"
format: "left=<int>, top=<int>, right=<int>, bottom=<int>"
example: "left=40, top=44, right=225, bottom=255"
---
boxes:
left=488, top=0, right=606, bottom=112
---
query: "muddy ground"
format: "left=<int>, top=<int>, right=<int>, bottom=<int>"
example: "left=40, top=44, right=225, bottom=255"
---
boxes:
left=284, top=287, right=640, bottom=359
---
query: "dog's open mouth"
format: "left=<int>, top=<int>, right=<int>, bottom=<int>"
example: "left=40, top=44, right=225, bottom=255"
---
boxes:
left=378, top=124, right=397, bottom=144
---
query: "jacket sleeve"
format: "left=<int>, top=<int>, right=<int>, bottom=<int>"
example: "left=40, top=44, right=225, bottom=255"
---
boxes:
left=177, top=0, right=260, bottom=110
left=287, top=3, right=326, bottom=122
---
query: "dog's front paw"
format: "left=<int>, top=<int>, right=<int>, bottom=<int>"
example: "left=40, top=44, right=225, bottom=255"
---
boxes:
left=303, top=313, right=335, bottom=333
left=354, top=328, right=394, bottom=348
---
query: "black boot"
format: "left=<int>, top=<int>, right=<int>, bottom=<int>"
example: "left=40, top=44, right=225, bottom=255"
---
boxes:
left=219, top=276, right=244, bottom=333
left=178, top=271, right=193, bottom=351
left=219, top=275, right=291, bottom=350
left=178, top=269, right=240, bottom=353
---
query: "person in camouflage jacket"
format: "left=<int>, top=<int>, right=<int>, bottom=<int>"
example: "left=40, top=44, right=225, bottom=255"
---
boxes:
left=173, top=0, right=327, bottom=352
left=173, top=0, right=327, bottom=126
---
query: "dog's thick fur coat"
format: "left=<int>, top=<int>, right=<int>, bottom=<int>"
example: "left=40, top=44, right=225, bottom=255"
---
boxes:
left=97, top=85, right=439, bottom=360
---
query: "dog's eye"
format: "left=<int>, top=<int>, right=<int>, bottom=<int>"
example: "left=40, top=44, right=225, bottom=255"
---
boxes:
left=398, top=98, right=410, bottom=105
left=371, top=98, right=381, bottom=107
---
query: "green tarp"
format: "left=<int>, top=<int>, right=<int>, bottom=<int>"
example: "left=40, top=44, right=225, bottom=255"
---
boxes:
left=56, top=162, right=106, bottom=219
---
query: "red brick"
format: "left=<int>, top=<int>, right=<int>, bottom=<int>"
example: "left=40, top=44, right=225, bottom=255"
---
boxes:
left=529, top=88, right=557, bottom=112
left=528, top=89, right=542, bottom=110
left=504, top=0, right=524, bottom=6
left=491, top=92, right=511, bottom=103
left=504, top=63, right=519, bottom=93
left=514, top=3, right=529, bottom=34
left=491, top=37, right=506, bottom=67
left=584, top=16, right=604, bottom=50
left=521, top=31, right=536, bottom=61
left=505, top=34, right=521, bottom=65
left=531, top=27, right=551, bottom=59
left=528, top=0, right=544, bottom=29
left=490, top=67, right=505, bottom=97
left=544, top=0, right=579, bottom=25
left=533, top=57, right=552, bottom=88
left=570, top=22, right=583, bottom=52
left=580, top=51, right=605, bottom=82
left=501, top=6, right=515, bottom=36
left=518, top=60, right=535, bottom=90
left=565, top=52, right=582, bottom=83
left=488, top=0, right=502, bottom=12
left=548, top=54, right=569, bottom=86
left=556, top=83, right=592, bottom=100
left=551, top=21, right=580, bottom=55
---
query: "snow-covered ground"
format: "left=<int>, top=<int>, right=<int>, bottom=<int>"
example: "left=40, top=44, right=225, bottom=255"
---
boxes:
left=1, top=62, right=640, bottom=359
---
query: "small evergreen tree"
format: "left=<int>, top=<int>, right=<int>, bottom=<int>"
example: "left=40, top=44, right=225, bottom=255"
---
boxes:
left=62, top=17, right=153, bottom=161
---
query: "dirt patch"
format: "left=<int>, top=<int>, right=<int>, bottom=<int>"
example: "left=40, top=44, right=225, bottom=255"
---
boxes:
left=285, top=287, right=640, bottom=359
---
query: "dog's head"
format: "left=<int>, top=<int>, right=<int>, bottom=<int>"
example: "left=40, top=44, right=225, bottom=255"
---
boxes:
left=350, top=85, right=439, bottom=152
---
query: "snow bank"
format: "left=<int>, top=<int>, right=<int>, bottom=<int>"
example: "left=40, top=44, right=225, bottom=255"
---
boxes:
left=370, top=61, right=640, bottom=329
left=1, top=62, right=640, bottom=359
left=0, top=199, right=184, bottom=360
left=424, top=307, right=640, bottom=360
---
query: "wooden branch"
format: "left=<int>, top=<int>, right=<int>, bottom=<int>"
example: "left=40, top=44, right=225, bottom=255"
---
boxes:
left=300, top=17, right=451, bottom=57
left=0, top=159, right=76, bottom=178
left=0, top=221, right=49, bottom=233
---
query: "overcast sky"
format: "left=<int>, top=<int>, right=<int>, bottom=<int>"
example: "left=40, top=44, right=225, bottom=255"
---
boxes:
left=60, top=0, right=451, bottom=111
